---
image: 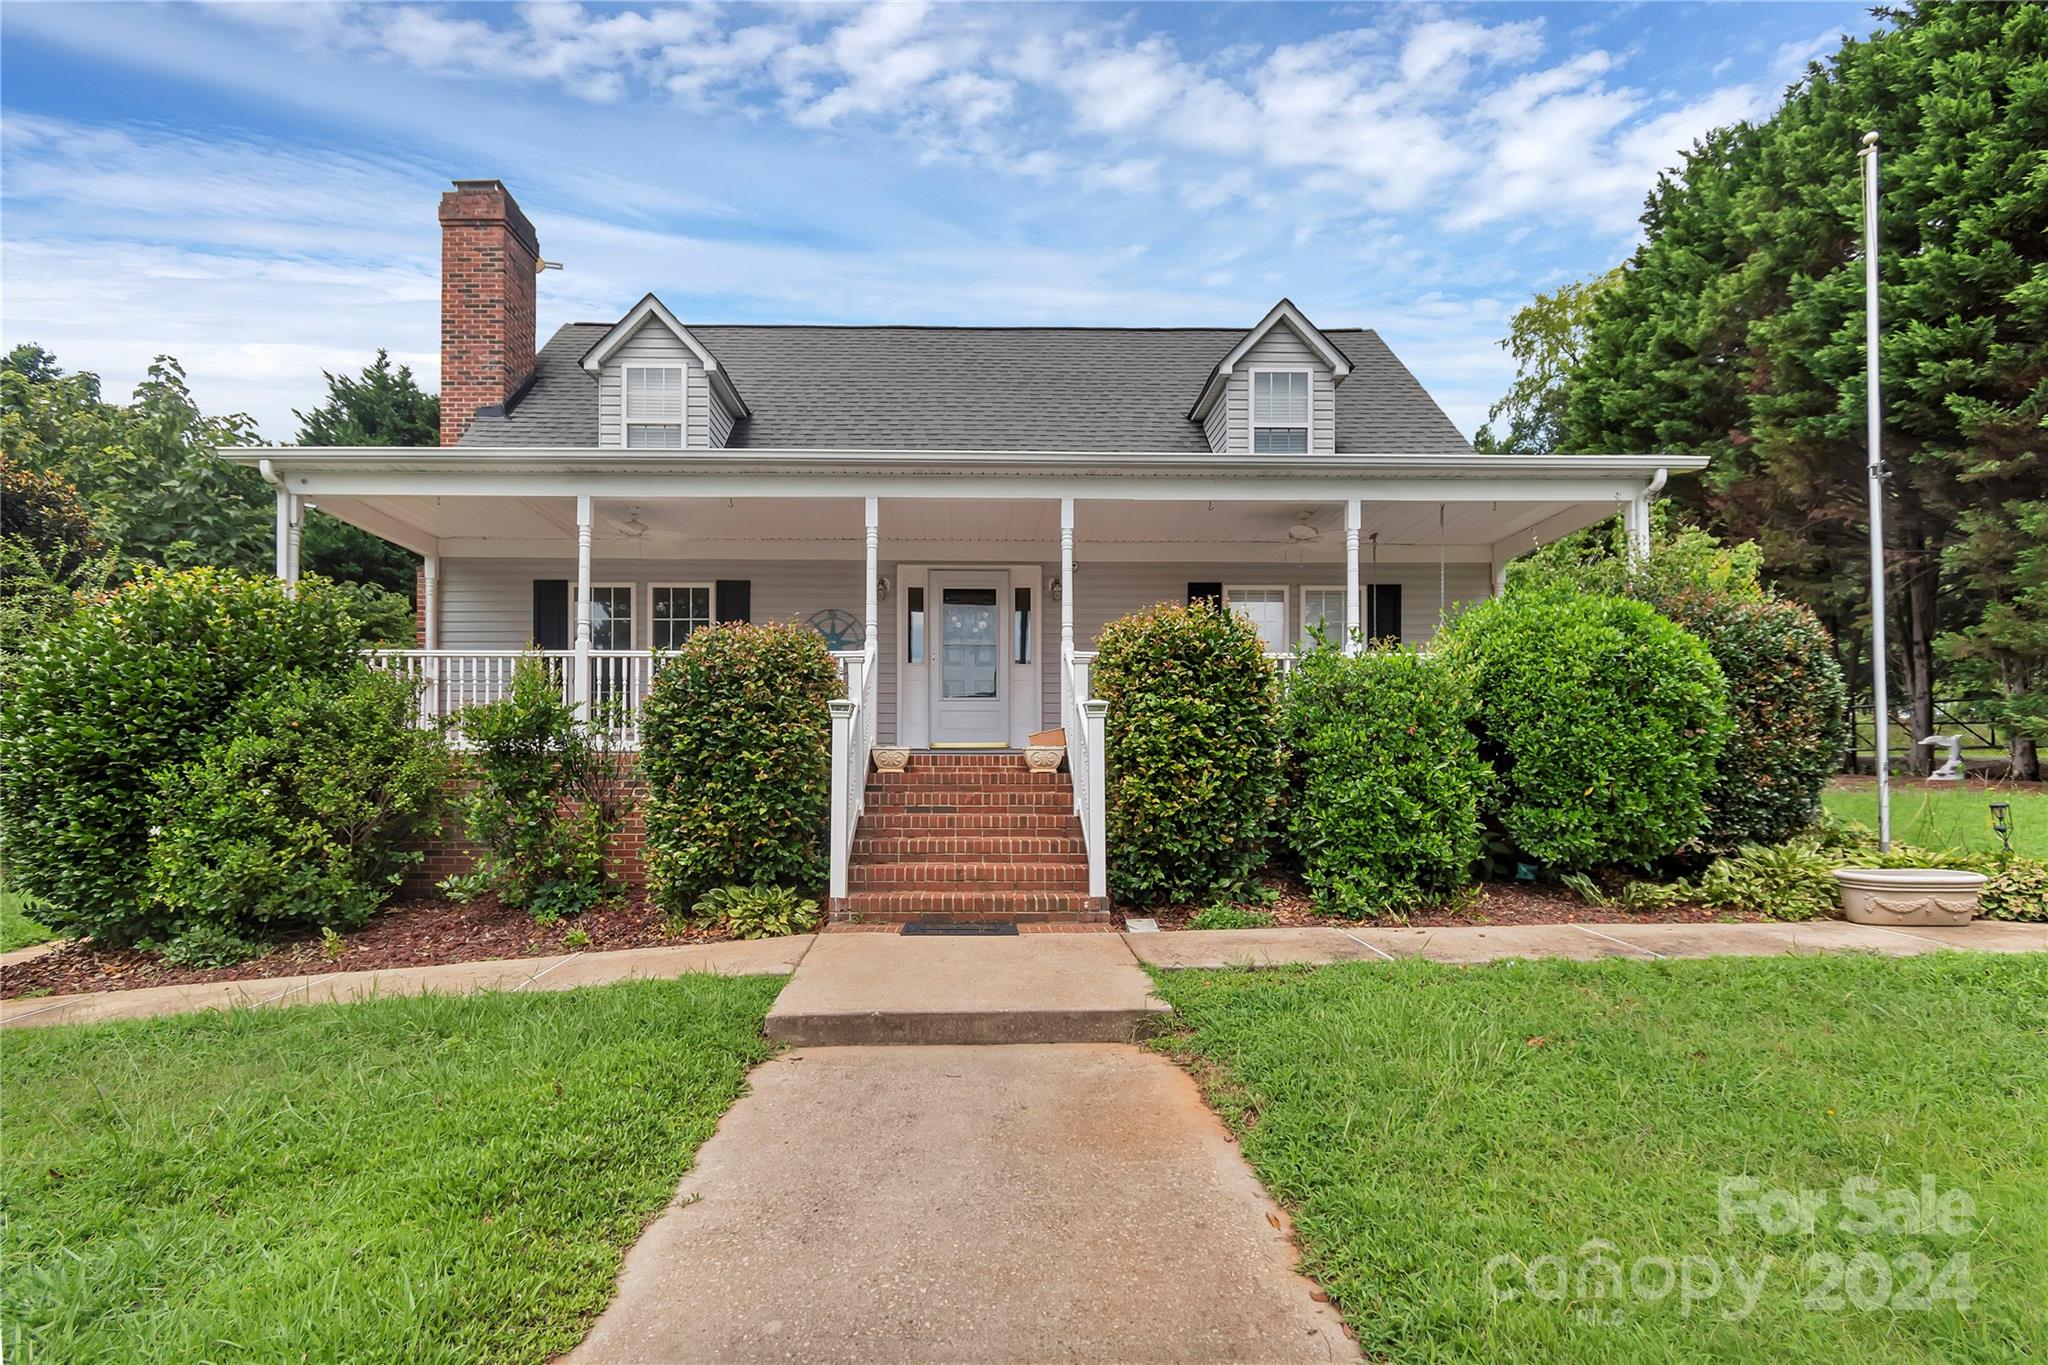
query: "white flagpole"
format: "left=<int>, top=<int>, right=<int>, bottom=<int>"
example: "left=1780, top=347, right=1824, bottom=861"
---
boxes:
left=1860, top=129, right=1891, bottom=851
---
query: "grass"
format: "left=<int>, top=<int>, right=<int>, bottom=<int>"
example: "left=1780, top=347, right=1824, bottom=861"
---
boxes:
left=0, top=888, right=58, bottom=954
left=2, top=975, right=782, bottom=1363
left=1152, top=954, right=2048, bottom=1363
left=1821, top=783, right=2047, bottom=859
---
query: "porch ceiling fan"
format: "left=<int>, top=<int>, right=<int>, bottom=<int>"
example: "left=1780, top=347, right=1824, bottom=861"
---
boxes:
left=1245, top=506, right=1334, bottom=543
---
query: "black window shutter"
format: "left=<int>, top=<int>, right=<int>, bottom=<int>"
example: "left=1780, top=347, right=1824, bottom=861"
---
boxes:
left=1188, top=582, right=1223, bottom=607
left=715, top=579, right=752, bottom=624
left=1369, top=584, right=1403, bottom=644
left=532, top=580, right=569, bottom=650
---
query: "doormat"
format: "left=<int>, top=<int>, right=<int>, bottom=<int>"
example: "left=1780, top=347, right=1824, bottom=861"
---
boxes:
left=900, top=922, right=1020, bottom=936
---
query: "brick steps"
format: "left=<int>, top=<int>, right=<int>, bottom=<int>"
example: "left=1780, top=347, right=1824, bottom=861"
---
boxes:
left=838, top=753, right=1104, bottom=926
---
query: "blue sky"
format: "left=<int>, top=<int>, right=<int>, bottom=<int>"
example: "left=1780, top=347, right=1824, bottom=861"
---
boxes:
left=1, top=1, right=1881, bottom=441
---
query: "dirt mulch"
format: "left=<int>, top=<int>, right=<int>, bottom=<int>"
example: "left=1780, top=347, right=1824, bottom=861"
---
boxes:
left=0, top=894, right=729, bottom=1001
left=1135, top=873, right=1761, bottom=932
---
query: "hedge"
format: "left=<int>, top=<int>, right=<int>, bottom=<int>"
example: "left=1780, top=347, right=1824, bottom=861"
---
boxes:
left=1438, top=591, right=1732, bottom=872
left=0, top=568, right=365, bottom=943
left=1283, top=644, right=1489, bottom=916
left=639, top=622, right=840, bottom=914
left=1649, top=589, right=1846, bottom=846
left=1093, top=600, right=1280, bottom=905
left=146, top=667, right=450, bottom=952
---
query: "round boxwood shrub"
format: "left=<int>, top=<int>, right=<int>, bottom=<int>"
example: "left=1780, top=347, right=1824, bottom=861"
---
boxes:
left=0, top=568, right=364, bottom=943
left=1647, top=589, right=1845, bottom=847
left=1438, top=591, right=1732, bottom=872
left=640, top=622, right=840, bottom=915
left=1283, top=644, right=1490, bottom=916
left=146, top=667, right=451, bottom=952
left=1093, top=600, right=1280, bottom=906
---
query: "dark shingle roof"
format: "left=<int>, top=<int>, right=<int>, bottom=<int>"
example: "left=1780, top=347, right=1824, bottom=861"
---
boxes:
left=460, top=322, right=1472, bottom=454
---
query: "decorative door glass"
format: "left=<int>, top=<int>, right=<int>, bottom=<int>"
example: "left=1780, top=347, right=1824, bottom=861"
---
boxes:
left=940, top=587, right=1000, bottom=699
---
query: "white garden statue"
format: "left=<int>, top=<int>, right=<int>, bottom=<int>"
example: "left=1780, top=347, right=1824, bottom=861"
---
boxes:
left=1917, top=734, right=1964, bottom=782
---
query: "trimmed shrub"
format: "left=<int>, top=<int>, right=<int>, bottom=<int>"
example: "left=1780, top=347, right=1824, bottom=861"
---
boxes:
left=1282, top=644, right=1490, bottom=917
left=0, top=568, right=363, bottom=943
left=1649, top=590, right=1846, bottom=846
left=640, top=623, right=840, bottom=915
left=1438, top=591, right=1732, bottom=872
left=146, top=668, right=451, bottom=946
left=450, top=653, right=623, bottom=922
left=1093, top=600, right=1280, bottom=906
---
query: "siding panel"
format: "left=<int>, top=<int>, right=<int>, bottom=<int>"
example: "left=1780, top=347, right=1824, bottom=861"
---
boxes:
left=597, top=322, right=710, bottom=447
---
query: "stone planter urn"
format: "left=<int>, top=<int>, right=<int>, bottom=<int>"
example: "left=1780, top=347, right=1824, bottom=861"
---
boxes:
left=1025, top=745, right=1066, bottom=773
left=1833, top=867, right=1987, bottom=926
left=872, top=746, right=911, bottom=774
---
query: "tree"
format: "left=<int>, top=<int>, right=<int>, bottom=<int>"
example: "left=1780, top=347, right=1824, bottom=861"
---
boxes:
left=1, top=350, right=272, bottom=575
left=0, top=454, right=113, bottom=649
left=294, top=350, right=434, bottom=597
left=1564, top=2, right=2048, bottom=775
left=1473, top=268, right=1624, bottom=453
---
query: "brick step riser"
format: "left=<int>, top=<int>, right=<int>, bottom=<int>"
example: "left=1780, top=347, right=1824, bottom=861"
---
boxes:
left=868, top=773, right=1073, bottom=785
left=836, top=910, right=1116, bottom=926
left=849, top=869, right=1091, bottom=891
left=877, top=754, right=1043, bottom=766
left=863, top=801, right=1075, bottom=814
left=850, top=841, right=1089, bottom=860
left=838, top=891, right=1106, bottom=916
left=855, top=816, right=1083, bottom=835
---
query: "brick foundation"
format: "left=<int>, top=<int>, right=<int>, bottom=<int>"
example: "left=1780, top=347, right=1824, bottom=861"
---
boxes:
left=404, top=760, right=650, bottom=898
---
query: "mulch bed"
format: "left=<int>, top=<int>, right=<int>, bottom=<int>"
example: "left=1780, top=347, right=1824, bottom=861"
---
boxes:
left=1135, top=872, right=1761, bottom=932
left=1, top=894, right=729, bottom=1001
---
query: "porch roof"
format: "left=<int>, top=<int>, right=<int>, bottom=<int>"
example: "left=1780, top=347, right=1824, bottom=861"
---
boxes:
left=228, top=447, right=1702, bottom=564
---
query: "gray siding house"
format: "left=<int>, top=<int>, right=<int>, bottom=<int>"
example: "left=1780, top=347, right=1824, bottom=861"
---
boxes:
left=230, top=180, right=1699, bottom=917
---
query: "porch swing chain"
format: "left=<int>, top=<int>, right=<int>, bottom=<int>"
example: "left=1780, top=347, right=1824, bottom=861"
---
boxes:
left=1438, top=503, right=1447, bottom=619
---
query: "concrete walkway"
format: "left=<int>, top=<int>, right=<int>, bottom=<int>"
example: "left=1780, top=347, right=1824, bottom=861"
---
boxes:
left=1125, top=917, right=2048, bottom=968
left=570, top=1044, right=1355, bottom=1364
left=0, top=936, right=811, bottom=1030
left=7, top=918, right=2041, bottom=1032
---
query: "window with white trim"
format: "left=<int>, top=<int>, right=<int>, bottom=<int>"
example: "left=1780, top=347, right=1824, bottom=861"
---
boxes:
left=1224, top=585, right=1289, bottom=654
left=1301, top=587, right=1345, bottom=650
left=624, top=366, right=684, bottom=448
left=651, top=583, right=713, bottom=649
left=1252, top=370, right=1309, bottom=453
left=590, top=584, right=634, bottom=650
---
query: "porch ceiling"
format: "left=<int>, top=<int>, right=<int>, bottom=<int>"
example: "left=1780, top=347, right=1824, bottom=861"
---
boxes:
left=312, top=492, right=1619, bottom=563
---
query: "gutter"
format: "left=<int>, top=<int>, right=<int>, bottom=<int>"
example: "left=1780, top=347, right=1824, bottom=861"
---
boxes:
left=227, top=447, right=1710, bottom=481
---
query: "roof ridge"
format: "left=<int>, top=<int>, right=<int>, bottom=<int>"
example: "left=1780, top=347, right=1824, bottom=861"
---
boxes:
left=553, top=321, right=1379, bottom=334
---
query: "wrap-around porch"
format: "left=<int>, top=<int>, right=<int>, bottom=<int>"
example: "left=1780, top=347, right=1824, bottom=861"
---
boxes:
left=254, top=450, right=1680, bottom=910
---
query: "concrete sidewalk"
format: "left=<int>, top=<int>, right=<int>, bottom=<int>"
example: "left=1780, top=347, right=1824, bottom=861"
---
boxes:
left=1123, top=918, right=2048, bottom=969
left=570, top=1044, right=1356, bottom=1364
left=0, top=936, right=812, bottom=1030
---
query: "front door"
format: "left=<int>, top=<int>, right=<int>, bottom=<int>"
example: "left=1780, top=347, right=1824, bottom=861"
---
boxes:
left=929, top=571, right=1008, bottom=747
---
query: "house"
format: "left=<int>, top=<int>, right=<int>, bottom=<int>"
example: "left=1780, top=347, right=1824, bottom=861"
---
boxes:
left=229, top=180, right=1703, bottom=924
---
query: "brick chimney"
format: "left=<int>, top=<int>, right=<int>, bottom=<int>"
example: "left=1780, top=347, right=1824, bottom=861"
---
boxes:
left=439, top=179, right=540, bottom=446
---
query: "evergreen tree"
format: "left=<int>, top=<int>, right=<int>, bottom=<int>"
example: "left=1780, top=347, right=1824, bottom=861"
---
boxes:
left=294, top=351, right=437, bottom=598
left=1564, top=1, right=2047, bottom=774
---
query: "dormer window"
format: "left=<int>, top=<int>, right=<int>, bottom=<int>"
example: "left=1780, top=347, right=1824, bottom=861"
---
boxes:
left=1252, top=370, right=1309, bottom=453
left=624, top=366, right=684, bottom=448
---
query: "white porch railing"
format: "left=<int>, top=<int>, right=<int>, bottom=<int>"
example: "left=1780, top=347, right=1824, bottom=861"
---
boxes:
left=1062, top=648, right=1109, bottom=902
left=827, top=647, right=876, bottom=904
left=364, top=648, right=657, bottom=747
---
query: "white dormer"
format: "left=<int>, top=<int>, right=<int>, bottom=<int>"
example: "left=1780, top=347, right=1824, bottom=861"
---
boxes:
left=1189, top=299, right=1350, bottom=455
left=581, top=294, right=748, bottom=448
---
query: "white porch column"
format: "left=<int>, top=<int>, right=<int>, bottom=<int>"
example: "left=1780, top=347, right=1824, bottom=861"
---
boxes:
left=273, top=488, right=293, bottom=583
left=1344, top=498, right=1362, bottom=655
left=1625, top=491, right=1651, bottom=566
left=573, top=494, right=593, bottom=713
left=421, top=552, right=441, bottom=649
left=285, top=496, right=302, bottom=590
left=1059, top=497, right=1075, bottom=659
left=863, top=495, right=879, bottom=654
left=420, top=550, right=441, bottom=727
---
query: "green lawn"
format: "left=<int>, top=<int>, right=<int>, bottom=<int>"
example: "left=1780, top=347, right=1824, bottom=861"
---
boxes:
left=0, top=887, right=58, bottom=954
left=1153, top=954, right=2048, bottom=1363
left=2, top=975, right=782, bottom=1363
left=1822, top=783, right=2047, bottom=858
